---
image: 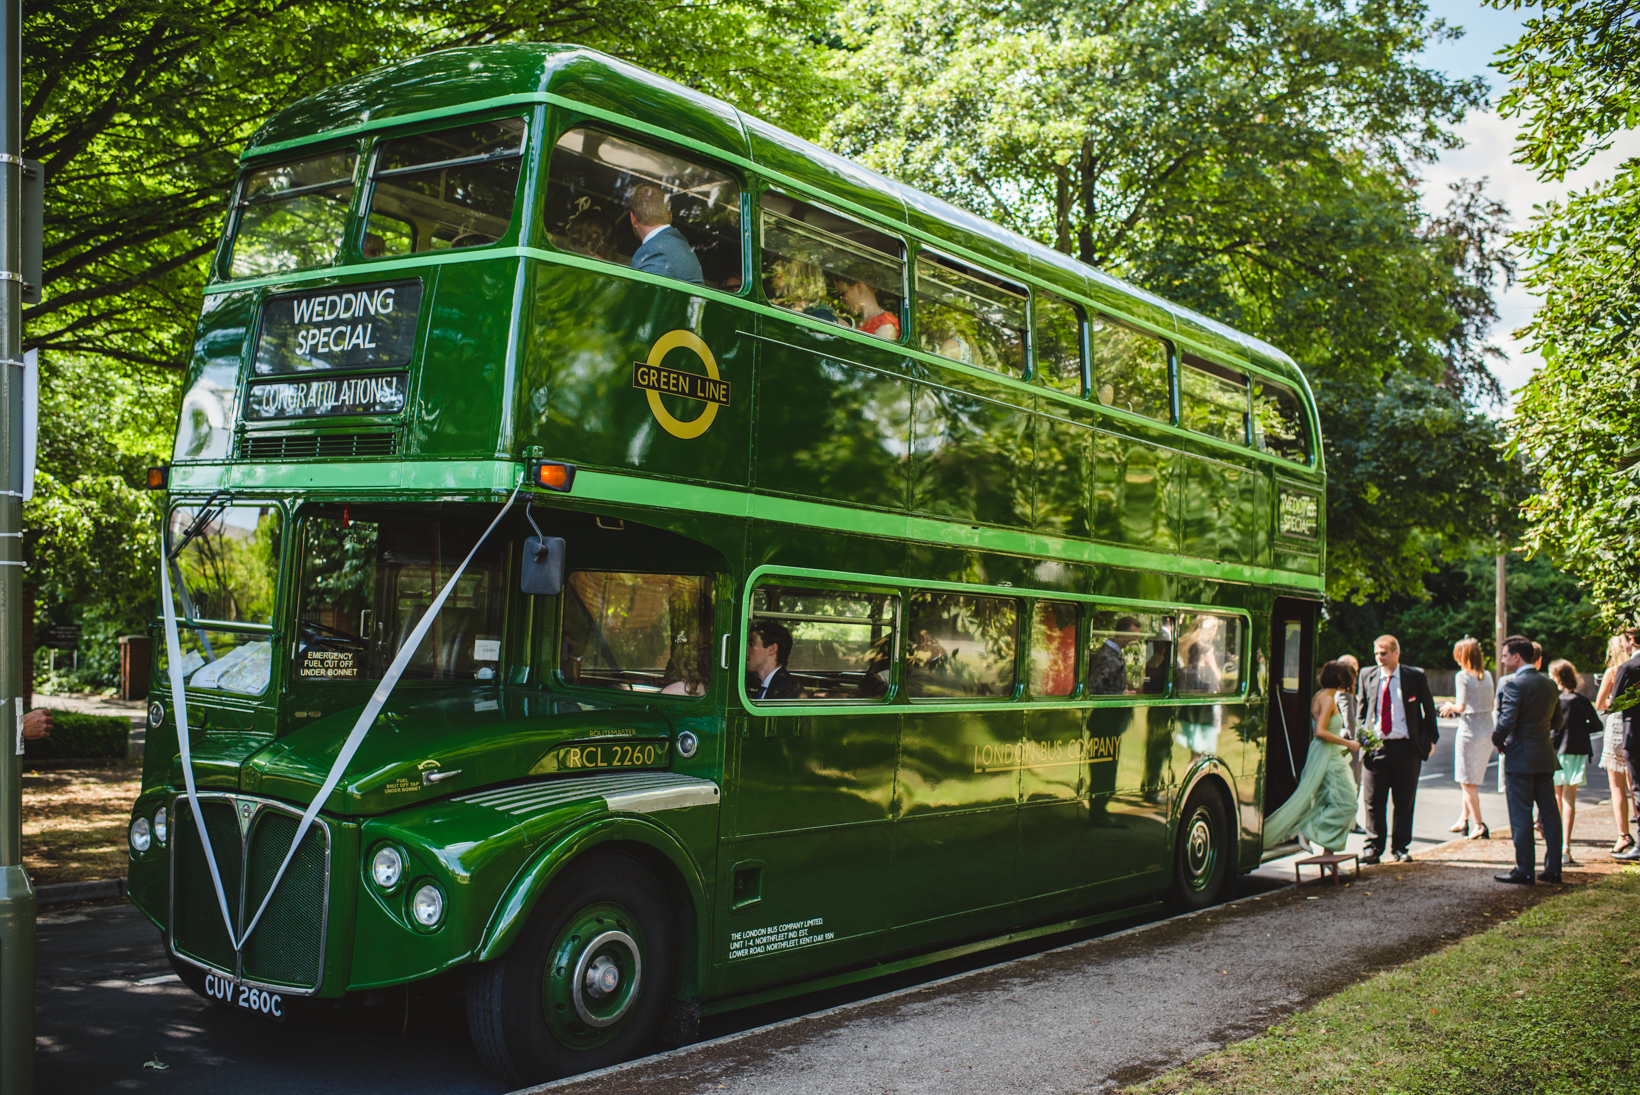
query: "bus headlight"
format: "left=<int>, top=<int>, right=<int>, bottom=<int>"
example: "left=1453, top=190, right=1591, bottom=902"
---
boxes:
left=371, top=846, right=404, bottom=889
left=129, top=816, right=151, bottom=854
left=411, top=883, right=444, bottom=927
left=153, top=807, right=168, bottom=845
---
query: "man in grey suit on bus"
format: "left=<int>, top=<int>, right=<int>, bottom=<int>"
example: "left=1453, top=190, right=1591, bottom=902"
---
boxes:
left=627, top=184, right=705, bottom=286
left=1492, top=634, right=1565, bottom=884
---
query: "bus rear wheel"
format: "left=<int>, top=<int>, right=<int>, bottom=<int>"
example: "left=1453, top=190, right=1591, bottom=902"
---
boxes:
left=1169, top=784, right=1231, bottom=912
left=468, top=852, right=675, bottom=1084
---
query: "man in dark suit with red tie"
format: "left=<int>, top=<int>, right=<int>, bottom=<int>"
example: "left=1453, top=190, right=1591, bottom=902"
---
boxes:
left=1355, top=634, right=1441, bottom=864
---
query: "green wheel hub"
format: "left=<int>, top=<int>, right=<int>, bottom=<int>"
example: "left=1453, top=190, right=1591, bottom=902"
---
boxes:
left=1182, top=805, right=1219, bottom=893
left=541, top=900, right=647, bottom=1050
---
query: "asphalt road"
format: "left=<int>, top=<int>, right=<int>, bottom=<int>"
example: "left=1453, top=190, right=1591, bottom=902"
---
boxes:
left=35, top=721, right=1620, bottom=1093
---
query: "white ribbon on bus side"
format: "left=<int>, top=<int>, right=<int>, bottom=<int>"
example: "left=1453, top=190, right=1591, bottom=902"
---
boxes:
left=161, top=485, right=521, bottom=953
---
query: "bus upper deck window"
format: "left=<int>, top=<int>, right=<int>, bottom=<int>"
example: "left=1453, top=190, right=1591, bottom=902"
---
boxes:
left=1034, top=293, right=1085, bottom=395
left=1181, top=355, right=1251, bottom=445
left=1090, top=313, right=1170, bottom=421
left=228, top=151, right=356, bottom=279
left=546, top=128, right=742, bottom=291
left=365, top=118, right=526, bottom=256
left=760, top=194, right=905, bottom=340
left=1253, top=379, right=1312, bottom=464
left=916, top=254, right=1027, bottom=375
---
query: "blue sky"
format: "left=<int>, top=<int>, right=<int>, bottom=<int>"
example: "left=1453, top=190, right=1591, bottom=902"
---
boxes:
left=1413, top=0, right=1640, bottom=412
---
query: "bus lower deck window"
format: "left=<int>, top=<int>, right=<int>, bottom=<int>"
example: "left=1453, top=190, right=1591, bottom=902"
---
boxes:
left=1087, top=611, right=1173, bottom=696
left=561, top=572, right=713, bottom=694
left=749, top=586, right=898, bottom=702
left=1175, top=613, right=1243, bottom=695
left=905, top=591, right=1017, bottom=699
left=296, top=507, right=506, bottom=682
left=1028, top=601, right=1079, bottom=696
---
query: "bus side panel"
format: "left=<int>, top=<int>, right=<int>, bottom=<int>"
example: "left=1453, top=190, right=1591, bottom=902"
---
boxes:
left=907, top=368, right=1035, bottom=531
left=1015, top=706, right=1093, bottom=920
left=1033, top=401, right=1095, bottom=540
left=716, top=709, right=899, bottom=994
left=750, top=315, right=912, bottom=512
left=1089, top=704, right=1170, bottom=891
left=523, top=263, right=752, bottom=488
left=413, top=261, right=516, bottom=456
left=1091, top=431, right=1182, bottom=554
left=1182, top=455, right=1254, bottom=566
left=889, top=708, right=1022, bottom=947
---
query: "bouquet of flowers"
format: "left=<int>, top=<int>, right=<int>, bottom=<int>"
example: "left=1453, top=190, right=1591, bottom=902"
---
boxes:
left=1354, top=725, right=1385, bottom=755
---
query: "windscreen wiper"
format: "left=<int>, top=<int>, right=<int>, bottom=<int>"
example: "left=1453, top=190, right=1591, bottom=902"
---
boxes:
left=166, top=489, right=231, bottom=563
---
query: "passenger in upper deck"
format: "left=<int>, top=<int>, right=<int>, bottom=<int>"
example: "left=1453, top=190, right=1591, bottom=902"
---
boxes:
left=626, top=184, right=705, bottom=286
left=835, top=278, right=900, bottom=340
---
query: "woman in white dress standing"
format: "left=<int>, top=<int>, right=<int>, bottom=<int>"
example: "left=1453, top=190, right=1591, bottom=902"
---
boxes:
left=1595, top=632, right=1636, bottom=855
left=1440, top=636, right=1494, bottom=839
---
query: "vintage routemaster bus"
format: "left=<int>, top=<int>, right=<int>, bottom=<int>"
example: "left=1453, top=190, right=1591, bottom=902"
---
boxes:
left=126, top=43, right=1327, bottom=1083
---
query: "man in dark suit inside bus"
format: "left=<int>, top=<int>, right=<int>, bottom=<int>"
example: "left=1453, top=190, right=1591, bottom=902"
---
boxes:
left=1089, top=616, right=1143, bottom=695
left=626, top=183, right=705, bottom=286
left=1355, top=634, right=1440, bottom=864
left=746, top=620, right=803, bottom=700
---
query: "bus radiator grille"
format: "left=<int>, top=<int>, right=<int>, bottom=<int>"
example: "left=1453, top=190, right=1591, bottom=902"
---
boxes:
left=240, top=432, right=397, bottom=461
left=171, top=799, right=243, bottom=975
left=240, top=811, right=327, bottom=988
left=170, top=796, right=330, bottom=992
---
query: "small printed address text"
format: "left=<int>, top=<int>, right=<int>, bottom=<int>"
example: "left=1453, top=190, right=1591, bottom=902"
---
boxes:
left=729, top=917, right=834, bottom=961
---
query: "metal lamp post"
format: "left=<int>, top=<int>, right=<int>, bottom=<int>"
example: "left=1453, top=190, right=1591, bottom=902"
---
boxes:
left=0, top=0, right=34, bottom=1086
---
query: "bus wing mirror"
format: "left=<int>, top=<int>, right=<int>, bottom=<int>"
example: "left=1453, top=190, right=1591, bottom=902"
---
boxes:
left=521, top=536, right=566, bottom=595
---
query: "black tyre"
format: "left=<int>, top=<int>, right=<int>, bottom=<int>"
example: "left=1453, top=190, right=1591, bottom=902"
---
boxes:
left=468, top=852, right=676, bottom=1085
left=1168, top=783, right=1231, bottom=912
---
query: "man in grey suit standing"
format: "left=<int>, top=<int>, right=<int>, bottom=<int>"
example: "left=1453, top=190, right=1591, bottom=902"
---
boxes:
left=626, top=184, right=705, bottom=286
left=1492, top=634, right=1566, bottom=885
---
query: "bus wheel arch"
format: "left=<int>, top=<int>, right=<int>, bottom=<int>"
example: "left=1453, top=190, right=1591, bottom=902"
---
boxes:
left=1167, top=773, right=1235, bottom=913
left=467, top=846, right=679, bottom=1083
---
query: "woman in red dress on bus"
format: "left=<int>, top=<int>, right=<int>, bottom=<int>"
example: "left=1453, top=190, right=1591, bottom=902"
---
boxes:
left=837, top=278, right=901, bottom=340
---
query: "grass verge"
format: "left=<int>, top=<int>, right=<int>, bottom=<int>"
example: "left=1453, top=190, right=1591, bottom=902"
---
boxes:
left=1127, top=868, right=1640, bottom=1095
left=22, top=766, right=141, bottom=885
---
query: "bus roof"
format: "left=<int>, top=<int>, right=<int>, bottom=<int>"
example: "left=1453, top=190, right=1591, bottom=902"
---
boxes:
left=246, top=43, right=1310, bottom=391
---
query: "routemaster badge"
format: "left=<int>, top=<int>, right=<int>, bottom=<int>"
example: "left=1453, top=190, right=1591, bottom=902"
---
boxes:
left=632, top=329, right=729, bottom=439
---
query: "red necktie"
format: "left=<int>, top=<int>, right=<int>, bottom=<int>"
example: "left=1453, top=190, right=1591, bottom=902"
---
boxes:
left=1380, top=675, right=1392, bottom=734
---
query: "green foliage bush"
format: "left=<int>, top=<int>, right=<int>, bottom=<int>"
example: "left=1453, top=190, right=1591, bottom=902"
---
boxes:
left=24, top=710, right=131, bottom=761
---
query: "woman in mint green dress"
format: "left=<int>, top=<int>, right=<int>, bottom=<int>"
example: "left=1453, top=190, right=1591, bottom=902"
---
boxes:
left=1265, top=661, right=1363, bottom=853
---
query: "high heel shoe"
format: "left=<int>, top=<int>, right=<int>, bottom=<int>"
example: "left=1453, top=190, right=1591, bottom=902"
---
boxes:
left=1471, top=823, right=1489, bottom=840
left=1448, top=818, right=1469, bottom=834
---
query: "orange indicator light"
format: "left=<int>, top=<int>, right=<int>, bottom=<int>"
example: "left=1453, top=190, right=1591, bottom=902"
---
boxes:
left=145, top=466, right=168, bottom=490
left=531, top=461, right=576, bottom=492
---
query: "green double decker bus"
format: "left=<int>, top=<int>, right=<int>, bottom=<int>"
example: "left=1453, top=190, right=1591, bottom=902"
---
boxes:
left=126, top=44, right=1327, bottom=1083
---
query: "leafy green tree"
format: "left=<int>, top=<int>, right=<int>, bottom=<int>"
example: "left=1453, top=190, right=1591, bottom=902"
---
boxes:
left=827, top=0, right=1524, bottom=602
left=1495, top=0, right=1640, bottom=626
left=24, top=0, right=839, bottom=686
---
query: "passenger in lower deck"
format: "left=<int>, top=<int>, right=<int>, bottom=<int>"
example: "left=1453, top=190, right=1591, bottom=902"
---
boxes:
left=746, top=620, right=804, bottom=700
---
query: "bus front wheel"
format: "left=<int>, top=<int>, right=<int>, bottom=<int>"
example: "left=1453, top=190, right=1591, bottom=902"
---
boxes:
left=1168, top=784, right=1231, bottom=912
left=468, top=852, right=676, bottom=1084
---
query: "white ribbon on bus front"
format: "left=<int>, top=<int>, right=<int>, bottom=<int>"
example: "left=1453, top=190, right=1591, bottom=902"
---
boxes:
left=161, top=485, right=522, bottom=952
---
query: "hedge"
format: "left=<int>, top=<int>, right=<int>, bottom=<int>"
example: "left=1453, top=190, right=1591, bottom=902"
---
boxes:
left=24, top=710, right=131, bottom=760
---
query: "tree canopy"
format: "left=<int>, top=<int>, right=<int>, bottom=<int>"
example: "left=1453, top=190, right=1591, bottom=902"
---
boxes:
left=1497, top=0, right=1640, bottom=627
left=828, top=0, right=1524, bottom=604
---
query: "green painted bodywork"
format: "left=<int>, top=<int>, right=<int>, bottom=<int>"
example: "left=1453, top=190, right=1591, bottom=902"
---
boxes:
left=129, top=44, right=1325, bottom=1015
